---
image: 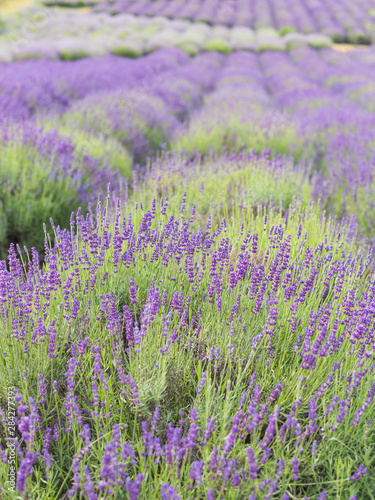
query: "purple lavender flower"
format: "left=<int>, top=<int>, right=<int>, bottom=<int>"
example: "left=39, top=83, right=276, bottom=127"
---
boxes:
left=38, top=374, right=47, bottom=404
left=189, top=460, right=204, bottom=485
left=207, top=489, right=214, bottom=500
left=126, top=473, right=144, bottom=500
left=83, top=466, right=98, bottom=500
left=16, top=451, right=37, bottom=493
left=292, top=456, right=299, bottom=481
left=160, top=483, right=181, bottom=500
left=349, top=464, right=369, bottom=482
left=197, top=371, right=207, bottom=395
left=247, top=447, right=258, bottom=479
left=129, top=278, right=137, bottom=304
left=202, top=418, right=215, bottom=446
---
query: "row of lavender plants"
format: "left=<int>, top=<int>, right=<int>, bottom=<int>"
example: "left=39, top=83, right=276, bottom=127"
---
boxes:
left=93, top=0, right=375, bottom=43
left=0, top=150, right=374, bottom=498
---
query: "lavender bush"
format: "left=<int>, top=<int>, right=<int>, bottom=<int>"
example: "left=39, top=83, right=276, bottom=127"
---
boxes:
left=0, top=123, right=122, bottom=259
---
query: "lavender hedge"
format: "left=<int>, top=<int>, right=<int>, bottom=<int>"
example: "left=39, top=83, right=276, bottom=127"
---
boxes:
left=0, top=122, right=127, bottom=259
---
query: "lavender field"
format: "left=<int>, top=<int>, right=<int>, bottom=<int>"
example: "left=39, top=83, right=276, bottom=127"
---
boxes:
left=0, top=1, right=375, bottom=499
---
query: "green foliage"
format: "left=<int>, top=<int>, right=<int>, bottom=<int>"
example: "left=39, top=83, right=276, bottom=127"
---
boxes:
left=307, top=33, right=333, bottom=49
left=327, top=179, right=375, bottom=238
left=110, top=40, right=143, bottom=58
left=176, top=40, right=200, bottom=56
left=172, top=108, right=304, bottom=161
left=256, top=27, right=279, bottom=38
left=0, top=138, right=82, bottom=259
left=348, top=30, right=371, bottom=45
left=0, top=171, right=372, bottom=498
left=284, top=32, right=308, bottom=50
left=59, top=48, right=88, bottom=61
left=278, top=25, right=297, bottom=36
left=0, top=43, right=12, bottom=61
left=205, top=36, right=231, bottom=54
left=143, top=151, right=313, bottom=216
left=59, top=93, right=174, bottom=164
left=230, top=26, right=256, bottom=42
left=13, top=47, right=46, bottom=60
left=45, top=122, right=133, bottom=178
left=0, top=14, right=6, bottom=33
left=325, top=29, right=347, bottom=43
left=178, top=27, right=208, bottom=49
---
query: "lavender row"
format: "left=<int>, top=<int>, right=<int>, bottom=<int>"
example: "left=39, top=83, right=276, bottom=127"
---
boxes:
left=0, top=7, right=332, bottom=63
left=0, top=48, right=186, bottom=122
left=55, top=50, right=224, bottom=163
left=93, top=0, right=375, bottom=43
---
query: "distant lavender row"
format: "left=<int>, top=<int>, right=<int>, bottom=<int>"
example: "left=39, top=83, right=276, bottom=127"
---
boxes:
left=2, top=45, right=375, bottom=157
left=93, top=0, right=375, bottom=43
left=0, top=48, right=186, bottom=122
left=0, top=8, right=331, bottom=63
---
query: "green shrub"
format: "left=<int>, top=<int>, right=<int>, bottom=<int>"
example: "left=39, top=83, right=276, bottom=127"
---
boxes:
left=211, top=25, right=230, bottom=39
left=307, top=33, right=332, bottom=49
left=13, top=41, right=58, bottom=61
left=110, top=39, right=143, bottom=58
left=58, top=39, right=90, bottom=60
left=44, top=121, right=133, bottom=178
left=140, top=22, right=163, bottom=36
left=230, top=26, right=256, bottom=42
left=148, top=152, right=312, bottom=215
left=0, top=15, right=6, bottom=34
left=172, top=108, right=304, bottom=161
left=0, top=43, right=12, bottom=62
left=178, top=27, right=208, bottom=48
left=0, top=130, right=82, bottom=259
left=61, top=92, right=175, bottom=164
left=279, top=25, right=297, bottom=36
left=145, top=31, right=179, bottom=53
left=256, top=27, right=279, bottom=38
left=230, top=39, right=257, bottom=51
left=204, top=36, right=231, bottom=54
left=348, top=30, right=371, bottom=45
left=323, top=29, right=347, bottom=43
